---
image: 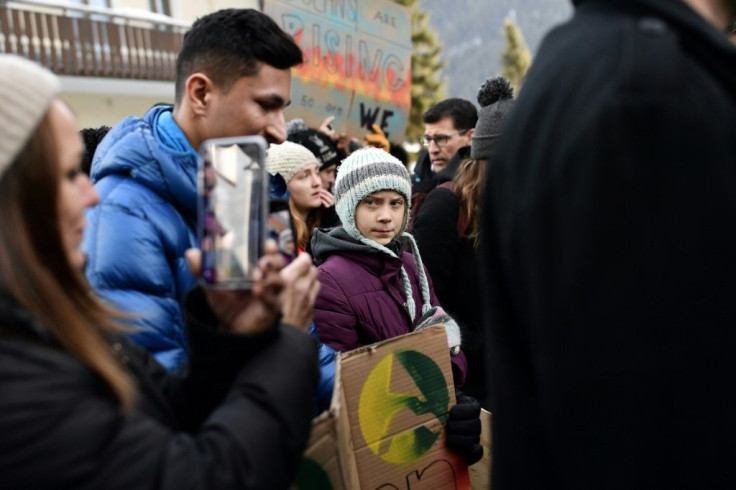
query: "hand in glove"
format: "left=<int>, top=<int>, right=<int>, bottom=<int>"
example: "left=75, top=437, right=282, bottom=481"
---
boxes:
left=415, top=305, right=462, bottom=355
left=363, top=124, right=391, bottom=153
left=445, top=391, right=483, bottom=466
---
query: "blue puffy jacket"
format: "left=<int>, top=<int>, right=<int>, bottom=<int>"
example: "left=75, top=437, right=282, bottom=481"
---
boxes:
left=83, top=105, right=198, bottom=370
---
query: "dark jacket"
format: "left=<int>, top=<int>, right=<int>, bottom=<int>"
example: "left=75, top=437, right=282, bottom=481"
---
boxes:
left=408, top=146, right=470, bottom=231
left=83, top=105, right=198, bottom=371
left=482, top=0, right=736, bottom=488
left=0, top=289, right=319, bottom=489
left=411, top=146, right=469, bottom=195
left=410, top=149, right=434, bottom=194
left=311, top=227, right=467, bottom=385
left=413, top=185, right=487, bottom=407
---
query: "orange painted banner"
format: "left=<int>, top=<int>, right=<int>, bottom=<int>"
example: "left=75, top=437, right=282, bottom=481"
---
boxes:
left=264, top=0, right=411, bottom=141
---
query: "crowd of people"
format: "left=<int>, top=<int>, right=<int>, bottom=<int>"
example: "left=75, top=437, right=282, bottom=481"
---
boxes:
left=0, top=0, right=734, bottom=488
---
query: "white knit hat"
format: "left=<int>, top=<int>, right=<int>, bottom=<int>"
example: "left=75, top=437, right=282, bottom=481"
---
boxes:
left=333, top=146, right=412, bottom=241
left=0, top=55, right=60, bottom=179
left=266, top=140, right=320, bottom=184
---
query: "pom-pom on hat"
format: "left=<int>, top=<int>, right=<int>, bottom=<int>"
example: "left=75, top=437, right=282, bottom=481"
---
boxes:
left=288, top=129, right=341, bottom=170
left=333, top=147, right=412, bottom=242
left=285, top=117, right=308, bottom=138
left=0, top=55, right=60, bottom=179
left=471, top=76, right=515, bottom=160
left=266, top=141, right=320, bottom=184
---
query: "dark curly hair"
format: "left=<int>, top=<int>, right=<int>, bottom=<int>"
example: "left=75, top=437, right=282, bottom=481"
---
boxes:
left=80, top=125, right=111, bottom=176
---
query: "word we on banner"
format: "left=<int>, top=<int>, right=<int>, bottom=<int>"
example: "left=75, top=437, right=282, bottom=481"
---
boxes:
left=264, top=0, right=411, bottom=140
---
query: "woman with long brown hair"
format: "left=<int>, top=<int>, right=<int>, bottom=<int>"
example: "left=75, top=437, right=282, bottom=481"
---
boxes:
left=0, top=55, right=320, bottom=489
left=412, top=77, right=515, bottom=410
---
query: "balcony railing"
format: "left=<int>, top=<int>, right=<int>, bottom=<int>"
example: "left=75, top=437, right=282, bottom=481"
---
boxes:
left=0, top=0, right=189, bottom=80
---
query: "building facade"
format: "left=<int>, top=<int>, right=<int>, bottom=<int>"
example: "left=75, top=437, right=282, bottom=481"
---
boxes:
left=0, top=0, right=258, bottom=127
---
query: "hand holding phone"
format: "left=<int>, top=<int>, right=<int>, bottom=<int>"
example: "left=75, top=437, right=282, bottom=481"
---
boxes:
left=185, top=243, right=285, bottom=335
left=279, top=252, right=320, bottom=331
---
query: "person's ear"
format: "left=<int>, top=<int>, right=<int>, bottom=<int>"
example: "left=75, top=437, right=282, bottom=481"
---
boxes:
left=464, top=128, right=475, bottom=143
left=185, top=73, right=214, bottom=117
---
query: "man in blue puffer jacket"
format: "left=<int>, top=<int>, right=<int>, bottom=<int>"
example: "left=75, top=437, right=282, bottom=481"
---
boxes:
left=83, top=9, right=304, bottom=370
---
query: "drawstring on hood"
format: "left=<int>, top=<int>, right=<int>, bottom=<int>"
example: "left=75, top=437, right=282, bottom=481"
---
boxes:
left=355, top=231, right=432, bottom=322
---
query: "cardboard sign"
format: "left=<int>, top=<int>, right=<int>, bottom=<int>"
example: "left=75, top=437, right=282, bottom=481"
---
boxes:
left=292, top=411, right=346, bottom=490
left=263, top=0, right=411, bottom=141
left=296, top=326, right=472, bottom=489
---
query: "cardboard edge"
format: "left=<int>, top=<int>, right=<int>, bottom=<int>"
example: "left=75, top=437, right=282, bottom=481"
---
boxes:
left=340, top=325, right=448, bottom=361
left=332, top=351, right=360, bottom=489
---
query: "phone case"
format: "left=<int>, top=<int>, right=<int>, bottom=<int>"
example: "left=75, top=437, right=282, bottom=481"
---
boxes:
left=197, top=136, right=268, bottom=288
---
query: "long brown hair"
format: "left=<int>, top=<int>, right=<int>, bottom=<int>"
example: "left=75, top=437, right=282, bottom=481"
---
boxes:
left=453, top=157, right=488, bottom=250
left=289, top=199, right=323, bottom=251
left=0, top=112, right=136, bottom=411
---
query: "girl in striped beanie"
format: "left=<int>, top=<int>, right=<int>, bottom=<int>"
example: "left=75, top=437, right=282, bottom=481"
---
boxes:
left=310, top=148, right=484, bottom=465
left=310, top=147, right=466, bottom=383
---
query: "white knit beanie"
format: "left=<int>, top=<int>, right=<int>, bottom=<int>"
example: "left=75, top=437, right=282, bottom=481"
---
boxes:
left=333, top=147, right=412, bottom=242
left=0, top=55, right=60, bottom=179
left=266, top=140, right=320, bottom=184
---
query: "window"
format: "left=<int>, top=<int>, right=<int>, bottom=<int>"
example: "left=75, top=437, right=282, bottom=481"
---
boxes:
left=149, top=0, right=170, bottom=16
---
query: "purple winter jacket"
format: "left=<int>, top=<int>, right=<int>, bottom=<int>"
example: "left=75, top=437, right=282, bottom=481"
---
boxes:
left=311, top=227, right=467, bottom=386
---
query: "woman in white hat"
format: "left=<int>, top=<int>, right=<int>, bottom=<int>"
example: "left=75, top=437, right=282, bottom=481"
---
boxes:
left=267, top=140, right=335, bottom=252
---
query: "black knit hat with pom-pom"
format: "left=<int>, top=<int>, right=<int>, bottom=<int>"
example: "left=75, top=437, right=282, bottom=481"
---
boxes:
left=471, top=76, right=515, bottom=160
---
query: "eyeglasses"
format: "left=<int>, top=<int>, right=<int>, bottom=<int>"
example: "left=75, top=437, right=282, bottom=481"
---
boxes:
left=419, top=129, right=469, bottom=148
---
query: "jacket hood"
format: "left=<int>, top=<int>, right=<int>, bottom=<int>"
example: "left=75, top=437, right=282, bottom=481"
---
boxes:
left=311, top=227, right=403, bottom=266
left=311, top=226, right=434, bottom=323
left=90, top=105, right=198, bottom=220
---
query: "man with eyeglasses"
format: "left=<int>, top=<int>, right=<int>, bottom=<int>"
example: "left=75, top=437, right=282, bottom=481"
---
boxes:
left=412, top=98, right=477, bottom=197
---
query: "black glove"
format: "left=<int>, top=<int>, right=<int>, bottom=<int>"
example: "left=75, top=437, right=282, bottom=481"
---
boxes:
left=445, top=391, right=483, bottom=465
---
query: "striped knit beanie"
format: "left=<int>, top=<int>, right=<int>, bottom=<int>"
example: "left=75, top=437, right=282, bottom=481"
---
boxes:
left=333, top=147, right=412, bottom=242
left=334, top=147, right=435, bottom=323
left=266, top=140, right=319, bottom=184
left=0, top=55, right=60, bottom=180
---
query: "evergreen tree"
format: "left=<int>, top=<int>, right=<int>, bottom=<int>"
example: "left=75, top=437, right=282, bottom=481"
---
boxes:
left=393, top=0, right=447, bottom=142
left=501, top=18, right=531, bottom=93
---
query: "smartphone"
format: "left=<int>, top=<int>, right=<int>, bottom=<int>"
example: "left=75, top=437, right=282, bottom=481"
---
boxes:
left=266, top=198, right=297, bottom=260
left=197, top=136, right=268, bottom=289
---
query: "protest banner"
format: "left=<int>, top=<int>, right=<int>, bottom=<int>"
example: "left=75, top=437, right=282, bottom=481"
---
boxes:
left=264, top=0, right=411, bottom=141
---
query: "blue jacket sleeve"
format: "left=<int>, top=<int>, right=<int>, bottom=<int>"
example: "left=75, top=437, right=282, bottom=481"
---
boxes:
left=308, top=321, right=336, bottom=414
left=83, top=177, right=197, bottom=371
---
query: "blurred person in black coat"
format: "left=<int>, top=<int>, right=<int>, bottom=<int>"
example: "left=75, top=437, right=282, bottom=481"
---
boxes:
left=481, top=0, right=736, bottom=488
